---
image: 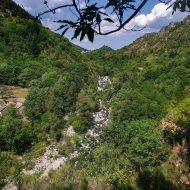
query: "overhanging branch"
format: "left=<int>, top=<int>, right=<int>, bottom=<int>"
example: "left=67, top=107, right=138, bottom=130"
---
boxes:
left=98, top=0, right=148, bottom=35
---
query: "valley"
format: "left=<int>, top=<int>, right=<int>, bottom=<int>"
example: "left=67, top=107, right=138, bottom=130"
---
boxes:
left=0, top=0, right=190, bottom=190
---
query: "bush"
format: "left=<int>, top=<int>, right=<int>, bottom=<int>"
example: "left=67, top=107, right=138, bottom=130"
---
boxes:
left=0, top=106, right=34, bottom=154
left=0, top=152, right=22, bottom=188
left=79, top=177, right=88, bottom=190
left=72, top=116, right=89, bottom=134
left=58, top=136, right=75, bottom=156
left=103, top=119, right=168, bottom=170
left=163, top=98, right=190, bottom=145
left=166, top=98, right=190, bottom=129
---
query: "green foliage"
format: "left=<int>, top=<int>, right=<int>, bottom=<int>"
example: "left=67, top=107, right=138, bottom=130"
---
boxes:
left=0, top=106, right=34, bottom=154
left=50, top=75, right=82, bottom=117
left=76, top=120, right=168, bottom=187
left=103, top=120, right=168, bottom=170
left=76, top=89, right=98, bottom=114
left=0, top=86, right=10, bottom=97
left=19, top=165, right=89, bottom=190
left=24, top=88, right=46, bottom=122
left=166, top=98, right=190, bottom=128
left=23, top=141, right=47, bottom=170
left=18, top=174, right=41, bottom=190
left=0, top=152, right=22, bottom=188
left=0, top=6, right=85, bottom=87
left=163, top=98, right=190, bottom=145
left=72, top=88, right=98, bottom=134
left=72, top=115, right=89, bottom=134
left=79, top=177, right=88, bottom=190
left=24, top=69, right=91, bottom=140
left=111, top=88, right=166, bottom=123
left=0, top=0, right=33, bottom=18
left=16, top=13, right=190, bottom=189
left=58, top=135, right=77, bottom=156
left=79, top=17, right=190, bottom=187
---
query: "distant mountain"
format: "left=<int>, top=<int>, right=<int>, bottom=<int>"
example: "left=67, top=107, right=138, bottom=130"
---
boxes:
left=89, top=15, right=190, bottom=71
left=85, top=45, right=114, bottom=63
left=118, top=15, right=190, bottom=55
left=98, top=45, right=114, bottom=51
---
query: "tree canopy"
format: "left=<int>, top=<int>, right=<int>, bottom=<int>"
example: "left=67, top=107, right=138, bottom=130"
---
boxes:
left=38, top=0, right=190, bottom=42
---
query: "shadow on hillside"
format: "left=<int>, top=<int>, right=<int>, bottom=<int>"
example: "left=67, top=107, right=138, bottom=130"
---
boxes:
left=136, top=170, right=181, bottom=190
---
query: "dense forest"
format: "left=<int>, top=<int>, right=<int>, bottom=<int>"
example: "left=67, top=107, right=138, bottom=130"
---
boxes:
left=0, top=0, right=190, bottom=189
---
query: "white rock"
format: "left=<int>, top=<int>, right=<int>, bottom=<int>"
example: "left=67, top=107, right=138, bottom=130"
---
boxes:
left=65, top=125, right=75, bottom=137
left=2, top=183, right=17, bottom=190
left=97, top=76, right=111, bottom=91
left=27, top=145, right=67, bottom=177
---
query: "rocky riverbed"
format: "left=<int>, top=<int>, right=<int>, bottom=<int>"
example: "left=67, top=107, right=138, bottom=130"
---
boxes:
left=26, top=144, right=67, bottom=177
left=23, top=76, right=111, bottom=177
left=86, top=100, right=110, bottom=139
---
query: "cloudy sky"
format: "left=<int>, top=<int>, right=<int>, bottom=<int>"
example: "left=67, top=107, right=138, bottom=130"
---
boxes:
left=13, top=0, right=189, bottom=50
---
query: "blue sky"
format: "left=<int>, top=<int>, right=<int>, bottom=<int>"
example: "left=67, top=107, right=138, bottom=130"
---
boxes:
left=13, top=0, right=189, bottom=50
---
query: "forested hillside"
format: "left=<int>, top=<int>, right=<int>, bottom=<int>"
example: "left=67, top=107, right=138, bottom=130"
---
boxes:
left=0, top=0, right=85, bottom=87
left=0, top=0, right=190, bottom=189
left=0, top=1, right=97, bottom=189
left=83, top=15, right=190, bottom=189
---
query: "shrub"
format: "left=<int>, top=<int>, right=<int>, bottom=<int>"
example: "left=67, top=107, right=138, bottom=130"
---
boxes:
left=0, top=152, right=22, bottom=188
left=0, top=106, right=34, bottom=154
left=72, top=116, right=89, bottom=134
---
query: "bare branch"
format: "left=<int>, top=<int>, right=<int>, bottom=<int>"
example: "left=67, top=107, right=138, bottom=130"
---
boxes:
left=37, top=4, right=73, bottom=18
left=37, top=0, right=185, bottom=42
left=99, top=0, right=148, bottom=35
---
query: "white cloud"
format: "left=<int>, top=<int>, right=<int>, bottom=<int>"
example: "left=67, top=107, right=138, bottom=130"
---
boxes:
left=128, top=3, right=189, bottom=30
left=109, top=2, right=188, bottom=37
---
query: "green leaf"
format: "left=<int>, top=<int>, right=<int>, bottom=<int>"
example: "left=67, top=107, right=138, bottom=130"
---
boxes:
left=80, top=30, right=86, bottom=41
left=181, top=0, right=187, bottom=11
left=61, top=27, right=69, bottom=37
left=72, top=28, right=82, bottom=39
left=104, top=18, right=114, bottom=23
left=55, top=25, right=67, bottom=31
left=86, top=28, right=94, bottom=42
left=187, top=0, right=190, bottom=9
left=96, top=14, right=101, bottom=24
left=56, top=20, right=75, bottom=26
